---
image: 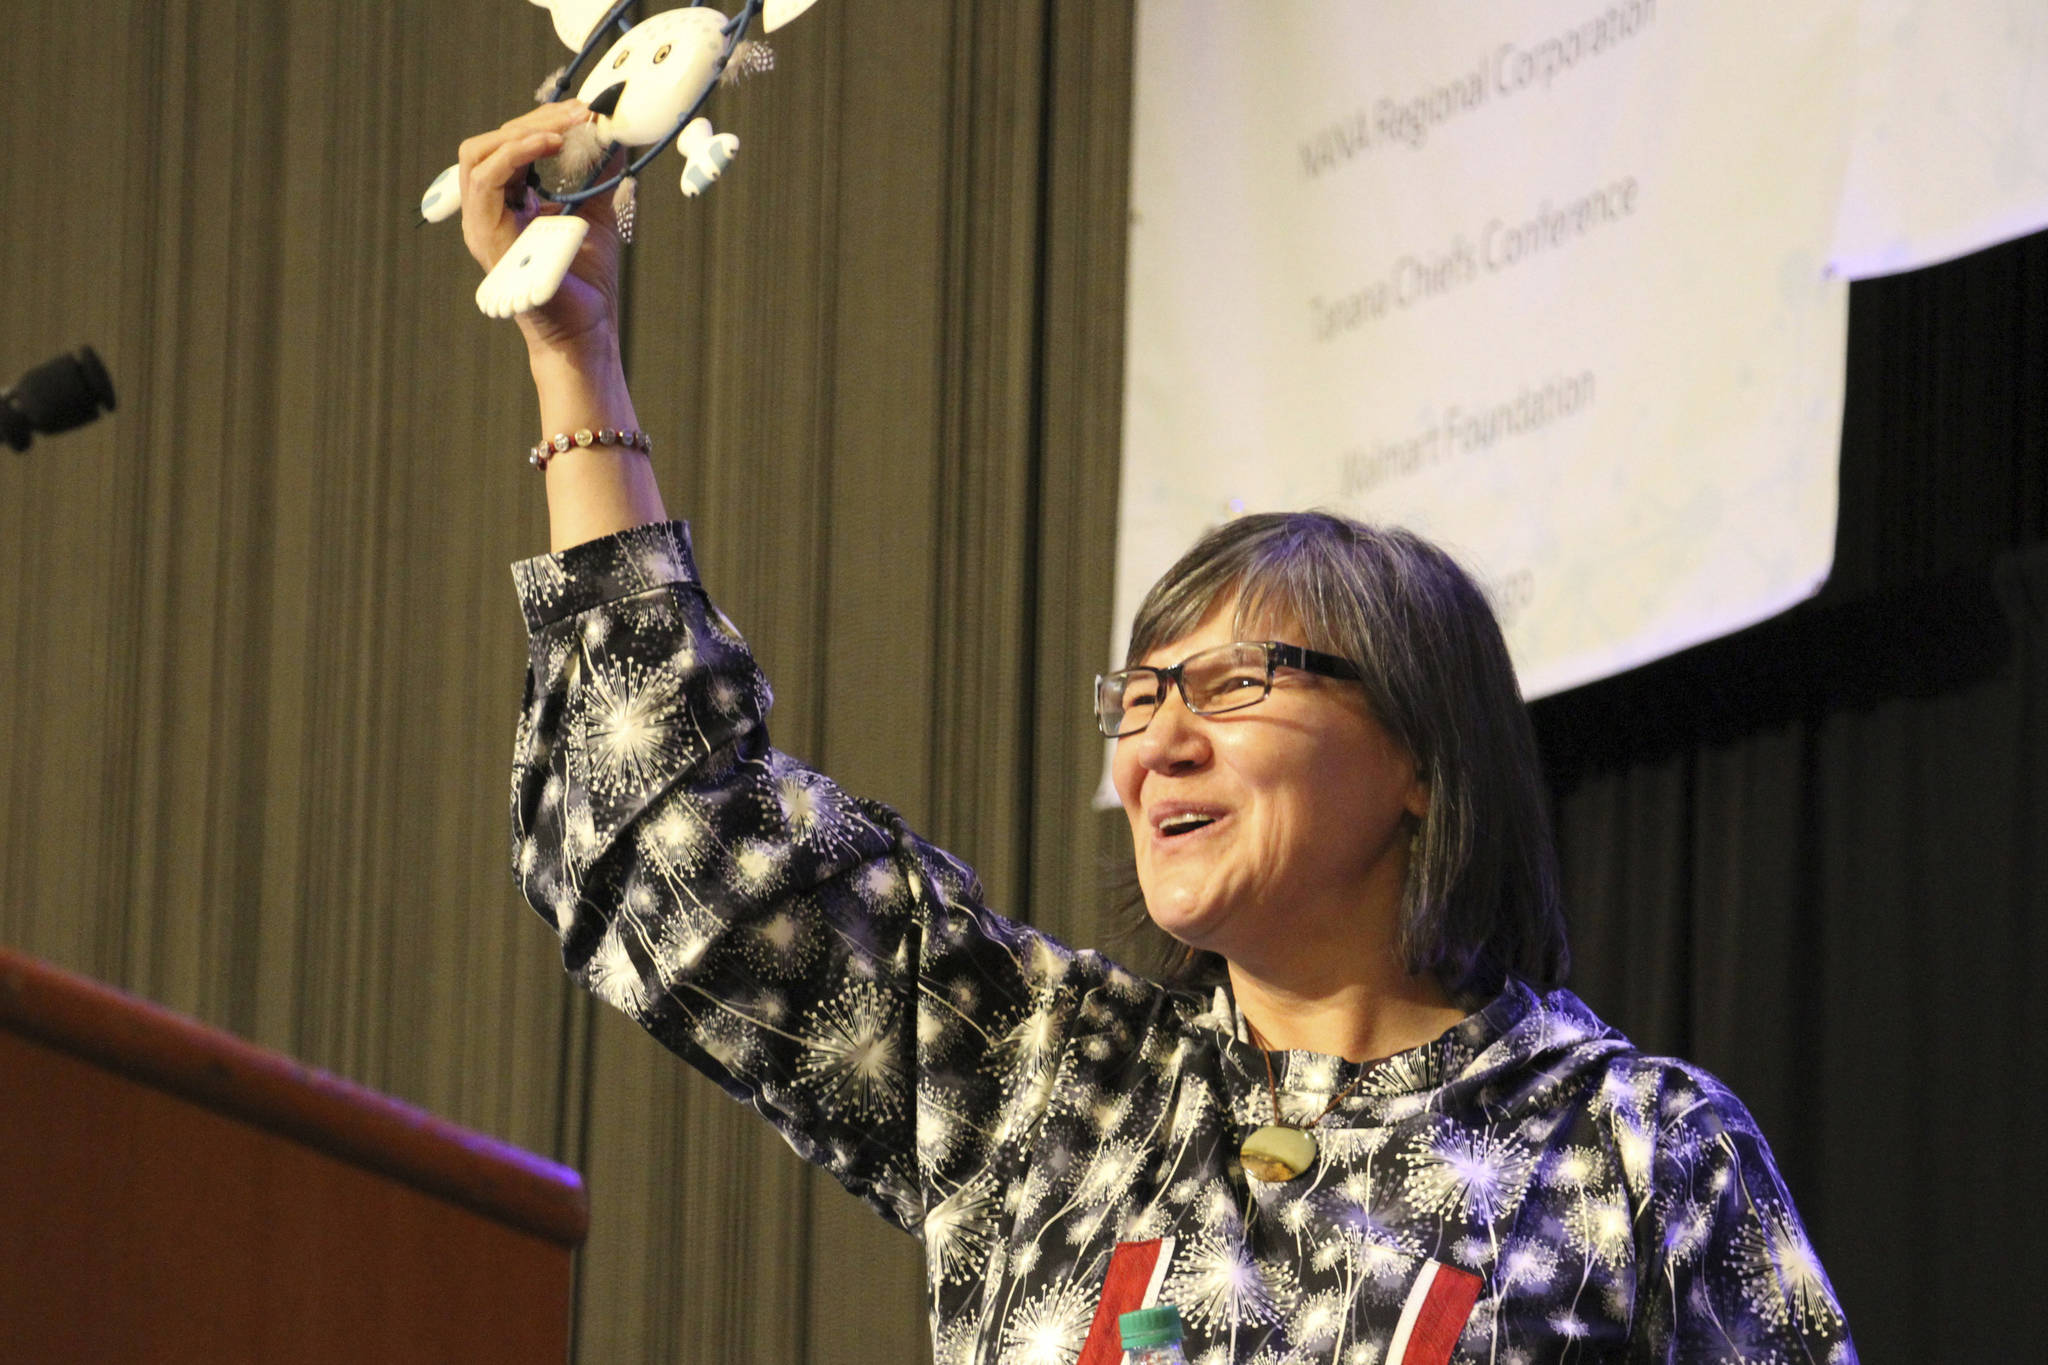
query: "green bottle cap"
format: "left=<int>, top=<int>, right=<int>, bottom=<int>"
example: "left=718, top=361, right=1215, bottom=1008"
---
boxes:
left=1119, top=1305, right=1184, bottom=1349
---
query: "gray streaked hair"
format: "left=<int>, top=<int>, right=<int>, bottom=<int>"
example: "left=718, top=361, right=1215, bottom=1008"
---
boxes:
left=1122, top=510, right=1567, bottom=998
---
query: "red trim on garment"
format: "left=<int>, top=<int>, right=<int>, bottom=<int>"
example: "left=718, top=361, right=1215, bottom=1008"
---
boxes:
left=1077, top=1239, right=1168, bottom=1365
left=1400, top=1262, right=1483, bottom=1365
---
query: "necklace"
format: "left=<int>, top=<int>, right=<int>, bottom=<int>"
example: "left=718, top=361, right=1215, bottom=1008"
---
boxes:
left=1237, top=1021, right=1369, bottom=1182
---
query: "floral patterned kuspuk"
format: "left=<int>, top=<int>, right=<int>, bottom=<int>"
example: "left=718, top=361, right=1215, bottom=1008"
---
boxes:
left=512, top=522, right=1857, bottom=1365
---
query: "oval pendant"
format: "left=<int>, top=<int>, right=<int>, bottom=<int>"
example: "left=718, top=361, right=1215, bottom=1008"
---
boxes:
left=1240, top=1124, right=1317, bottom=1182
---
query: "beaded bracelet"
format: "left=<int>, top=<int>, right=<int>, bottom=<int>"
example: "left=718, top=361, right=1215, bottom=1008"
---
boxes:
left=529, top=427, right=654, bottom=471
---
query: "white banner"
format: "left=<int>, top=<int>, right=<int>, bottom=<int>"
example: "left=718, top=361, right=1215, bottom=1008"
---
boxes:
left=1831, top=0, right=2048, bottom=276
left=1117, top=0, right=1857, bottom=704
left=1113, top=0, right=2048, bottom=722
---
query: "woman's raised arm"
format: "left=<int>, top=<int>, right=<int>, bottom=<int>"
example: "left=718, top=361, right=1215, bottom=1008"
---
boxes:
left=458, top=101, right=666, bottom=551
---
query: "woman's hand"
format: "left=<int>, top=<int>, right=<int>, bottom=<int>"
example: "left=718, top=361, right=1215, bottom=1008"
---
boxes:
left=457, top=102, right=666, bottom=550
left=457, top=100, right=622, bottom=364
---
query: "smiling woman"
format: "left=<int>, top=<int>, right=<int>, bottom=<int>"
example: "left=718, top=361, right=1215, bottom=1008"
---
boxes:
left=463, top=92, right=1857, bottom=1363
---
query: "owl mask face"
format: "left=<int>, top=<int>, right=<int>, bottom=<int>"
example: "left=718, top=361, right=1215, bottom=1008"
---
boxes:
left=577, top=7, right=729, bottom=146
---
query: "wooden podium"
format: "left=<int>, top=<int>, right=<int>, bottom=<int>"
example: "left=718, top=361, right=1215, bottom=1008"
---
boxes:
left=0, top=947, right=588, bottom=1363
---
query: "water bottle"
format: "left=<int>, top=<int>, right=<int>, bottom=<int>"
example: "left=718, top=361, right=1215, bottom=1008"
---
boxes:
left=1119, top=1304, right=1190, bottom=1364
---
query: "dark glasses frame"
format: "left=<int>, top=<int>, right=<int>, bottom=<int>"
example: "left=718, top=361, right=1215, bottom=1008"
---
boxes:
left=1094, top=641, right=1362, bottom=737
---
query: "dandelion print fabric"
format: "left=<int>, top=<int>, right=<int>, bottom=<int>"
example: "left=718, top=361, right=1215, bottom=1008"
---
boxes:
left=512, top=522, right=1858, bottom=1364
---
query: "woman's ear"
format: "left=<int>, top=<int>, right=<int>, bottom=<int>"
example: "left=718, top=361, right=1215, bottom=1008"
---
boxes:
left=1403, top=770, right=1430, bottom=821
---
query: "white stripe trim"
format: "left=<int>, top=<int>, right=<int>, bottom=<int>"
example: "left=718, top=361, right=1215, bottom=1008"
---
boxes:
left=1139, top=1236, right=1177, bottom=1309
left=1385, top=1258, right=1443, bottom=1365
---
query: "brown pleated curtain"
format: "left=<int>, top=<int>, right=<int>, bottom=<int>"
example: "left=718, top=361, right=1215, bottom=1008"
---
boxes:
left=0, top=3, right=1132, bottom=1361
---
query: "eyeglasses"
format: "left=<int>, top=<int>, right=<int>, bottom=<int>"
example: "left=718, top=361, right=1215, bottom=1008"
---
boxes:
left=1095, top=640, right=1362, bottom=737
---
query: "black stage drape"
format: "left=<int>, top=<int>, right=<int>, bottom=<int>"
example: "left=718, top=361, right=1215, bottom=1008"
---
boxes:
left=1537, top=227, right=2048, bottom=1360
